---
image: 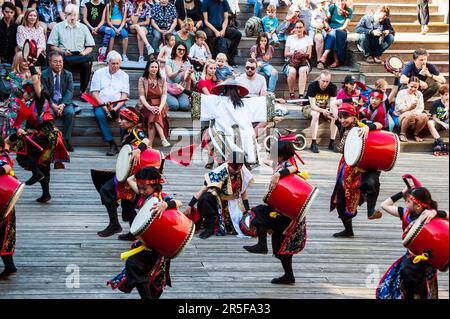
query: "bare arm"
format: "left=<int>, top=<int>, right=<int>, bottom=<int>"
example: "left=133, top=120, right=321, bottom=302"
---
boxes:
left=380, top=197, right=401, bottom=218
left=203, top=12, right=219, bottom=34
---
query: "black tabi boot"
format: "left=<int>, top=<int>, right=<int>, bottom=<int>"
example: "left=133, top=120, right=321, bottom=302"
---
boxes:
left=25, top=163, right=45, bottom=186
left=136, top=282, right=153, bottom=300
left=333, top=219, right=354, bottom=238
left=271, top=256, right=295, bottom=285
left=243, top=226, right=268, bottom=254
left=0, top=255, right=17, bottom=279
left=36, top=177, right=51, bottom=203
left=199, top=216, right=216, bottom=239
left=118, top=220, right=136, bottom=241
left=97, top=208, right=122, bottom=237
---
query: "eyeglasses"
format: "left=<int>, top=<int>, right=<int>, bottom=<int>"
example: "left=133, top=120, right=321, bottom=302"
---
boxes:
left=245, top=66, right=256, bottom=70
left=177, top=48, right=186, bottom=52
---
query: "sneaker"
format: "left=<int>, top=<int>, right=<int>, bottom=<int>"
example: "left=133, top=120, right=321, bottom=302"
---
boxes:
left=122, top=54, right=129, bottom=62
left=365, top=56, right=374, bottom=63
left=106, top=144, right=119, bottom=156
left=161, top=139, right=171, bottom=147
left=138, top=56, right=145, bottom=64
left=310, top=141, right=319, bottom=153
left=146, top=44, right=154, bottom=55
left=368, top=210, right=383, bottom=220
left=356, top=41, right=364, bottom=53
left=374, top=56, right=382, bottom=64
left=97, top=47, right=106, bottom=62
left=97, top=53, right=105, bottom=63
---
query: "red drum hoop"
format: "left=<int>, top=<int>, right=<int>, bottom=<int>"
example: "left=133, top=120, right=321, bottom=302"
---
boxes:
left=0, top=175, right=25, bottom=219
left=115, top=144, right=164, bottom=182
left=130, top=197, right=195, bottom=258
left=23, top=39, right=38, bottom=62
left=402, top=217, right=449, bottom=272
left=344, top=127, right=400, bottom=171
left=384, top=56, right=404, bottom=74
left=263, top=174, right=318, bottom=222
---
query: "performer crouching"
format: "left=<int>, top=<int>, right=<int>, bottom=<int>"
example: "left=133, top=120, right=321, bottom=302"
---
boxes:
left=242, top=141, right=308, bottom=285
left=92, top=107, right=150, bottom=239
left=184, top=151, right=253, bottom=239
left=377, top=186, right=448, bottom=299
left=108, top=167, right=181, bottom=299
left=330, top=103, right=384, bottom=237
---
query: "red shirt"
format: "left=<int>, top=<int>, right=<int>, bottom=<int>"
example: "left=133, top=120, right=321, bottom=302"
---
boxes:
left=197, top=78, right=217, bottom=94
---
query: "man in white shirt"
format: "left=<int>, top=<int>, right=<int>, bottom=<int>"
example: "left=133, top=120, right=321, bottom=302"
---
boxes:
left=236, top=58, right=267, bottom=98
left=90, top=50, right=130, bottom=155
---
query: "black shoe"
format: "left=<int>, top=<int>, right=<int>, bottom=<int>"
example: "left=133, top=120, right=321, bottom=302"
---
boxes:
left=328, top=141, right=339, bottom=153
left=106, top=144, right=119, bottom=156
left=25, top=170, right=45, bottom=186
left=0, top=266, right=17, bottom=279
left=199, top=227, right=215, bottom=239
left=310, top=141, right=319, bottom=153
left=73, top=103, right=82, bottom=115
left=54, top=162, right=65, bottom=169
left=271, top=274, right=295, bottom=285
left=243, top=243, right=268, bottom=254
left=97, top=224, right=122, bottom=237
left=36, top=194, right=51, bottom=203
left=64, top=139, right=74, bottom=152
left=118, top=232, right=135, bottom=241
left=333, top=229, right=354, bottom=238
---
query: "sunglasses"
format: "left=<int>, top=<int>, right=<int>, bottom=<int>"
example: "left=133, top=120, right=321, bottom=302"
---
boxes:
left=228, top=163, right=243, bottom=170
left=245, top=66, right=256, bottom=70
left=177, top=48, right=186, bottom=52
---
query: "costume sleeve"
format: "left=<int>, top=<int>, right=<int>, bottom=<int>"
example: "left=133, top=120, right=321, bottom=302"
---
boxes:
left=243, top=95, right=276, bottom=123
left=397, top=207, right=405, bottom=220
left=204, top=168, right=226, bottom=190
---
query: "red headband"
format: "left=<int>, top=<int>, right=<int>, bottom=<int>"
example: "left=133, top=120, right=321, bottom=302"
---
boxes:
left=370, top=91, right=384, bottom=99
left=408, top=194, right=431, bottom=209
left=136, top=178, right=165, bottom=185
left=120, top=108, right=140, bottom=124
left=338, top=103, right=357, bottom=116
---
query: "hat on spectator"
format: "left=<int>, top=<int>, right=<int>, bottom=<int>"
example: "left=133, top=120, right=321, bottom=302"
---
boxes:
left=211, top=79, right=249, bottom=97
left=344, top=75, right=366, bottom=91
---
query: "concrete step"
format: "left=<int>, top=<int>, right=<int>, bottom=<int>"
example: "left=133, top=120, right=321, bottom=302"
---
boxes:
left=361, top=72, right=449, bottom=84
left=351, top=12, right=445, bottom=23
left=357, top=60, right=449, bottom=73
left=353, top=3, right=440, bottom=14
left=348, top=22, right=449, bottom=33
left=358, top=49, right=449, bottom=62
left=347, top=33, right=450, bottom=50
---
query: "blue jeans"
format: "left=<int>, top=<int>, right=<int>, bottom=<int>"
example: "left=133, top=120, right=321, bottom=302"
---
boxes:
left=111, top=24, right=128, bottom=38
left=151, top=29, right=163, bottom=54
left=258, top=62, right=278, bottom=93
left=253, top=0, right=263, bottom=18
left=356, top=33, right=395, bottom=58
left=94, top=106, right=121, bottom=142
left=167, top=93, right=191, bottom=111
left=98, top=25, right=115, bottom=47
left=51, top=104, right=75, bottom=142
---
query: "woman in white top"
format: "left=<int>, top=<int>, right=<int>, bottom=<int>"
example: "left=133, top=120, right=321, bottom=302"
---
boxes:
left=283, top=20, right=313, bottom=101
left=395, top=76, right=428, bottom=142
left=16, top=8, right=46, bottom=65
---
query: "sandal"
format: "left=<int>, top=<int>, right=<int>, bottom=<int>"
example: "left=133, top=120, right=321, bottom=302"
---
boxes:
left=329, top=62, right=340, bottom=68
left=399, top=134, right=408, bottom=142
left=414, top=135, right=424, bottom=142
left=317, top=61, right=325, bottom=69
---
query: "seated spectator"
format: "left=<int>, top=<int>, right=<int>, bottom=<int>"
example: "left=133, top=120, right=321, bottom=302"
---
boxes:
left=283, top=20, right=312, bottom=101
left=41, top=51, right=75, bottom=151
left=400, top=48, right=447, bottom=102
left=197, top=59, right=217, bottom=95
left=189, top=30, right=212, bottom=72
left=105, top=0, right=129, bottom=61
left=298, top=0, right=315, bottom=32
left=175, top=18, right=196, bottom=51
left=374, top=77, right=399, bottom=131
left=16, top=8, right=46, bottom=66
left=309, top=0, right=328, bottom=66
left=157, top=32, right=175, bottom=77
left=317, top=0, right=352, bottom=69
left=165, top=42, right=194, bottom=111
left=395, top=76, right=428, bottom=142
left=202, top=0, right=241, bottom=65
left=251, top=32, right=278, bottom=95
left=277, top=4, right=300, bottom=42
left=137, top=59, right=170, bottom=148
left=83, top=0, right=112, bottom=62
left=261, top=4, right=280, bottom=47
left=336, top=74, right=364, bottom=106
left=236, top=58, right=267, bottom=98
left=427, top=84, right=449, bottom=151
left=355, top=5, right=395, bottom=64
left=360, top=89, right=393, bottom=131
left=37, top=0, right=58, bottom=36
left=151, top=0, right=178, bottom=54
left=175, top=0, right=203, bottom=32
left=306, top=70, right=338, bottom=153
left=252, top=0, right=263, bottom=19
left=48, top=3, right=95, bottom=96
left=0, top=1, right=17, bottom=65
left=90, top=50, right=129, bottom=155
left=14, top=0, right=37, bottom=24
left=215, top=52, right=235, bottom=82
left=127, top=0, right=153, bottom=64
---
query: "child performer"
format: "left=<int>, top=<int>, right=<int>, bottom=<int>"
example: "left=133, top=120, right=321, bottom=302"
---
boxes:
left=377, top=186, right=448, bottom=299
left=108, top=166, right=182, bottom=299
left=242, top=140, right=309, bottom=285
left=330, top=103, right=384, bottom=238
left=0, top=137, right=18, bottom=278
left=91, top=106, right=150, bottom=239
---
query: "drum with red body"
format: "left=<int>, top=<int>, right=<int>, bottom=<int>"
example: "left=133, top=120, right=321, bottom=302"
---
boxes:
left=0, top=175, right=25, bottom=219
left=263, top=174, right=318, bottom=222
left=344, top=127, right=400, bottom=171
left=116, top=144, right=164, bottom=182
left=130, top=197, right=195, bottom=258
left=402, top=217, right=449, bottom=271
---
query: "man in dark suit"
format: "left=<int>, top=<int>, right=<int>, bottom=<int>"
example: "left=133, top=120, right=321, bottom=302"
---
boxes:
left=41, top=51, right=75, bottom=152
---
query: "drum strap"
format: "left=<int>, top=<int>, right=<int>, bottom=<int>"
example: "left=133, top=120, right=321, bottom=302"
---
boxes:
left=132, top=128, right=142, bottom=145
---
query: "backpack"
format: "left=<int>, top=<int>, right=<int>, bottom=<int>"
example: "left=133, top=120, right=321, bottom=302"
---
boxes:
left=245, top=16, right=262, bottom=37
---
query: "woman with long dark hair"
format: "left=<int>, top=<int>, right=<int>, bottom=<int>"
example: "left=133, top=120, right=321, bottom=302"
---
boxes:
left=251, top=32, right=278, bottom=95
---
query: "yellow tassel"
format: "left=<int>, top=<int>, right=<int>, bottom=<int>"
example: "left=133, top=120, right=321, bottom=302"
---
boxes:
left=413, top=252, right=429, bottom=264
left=269, top=211, right=278, bottom=218
left=298, top=170, right=309, bottom=180
left=120, top=245, right=146, bottom=260
left=9, top=170, right=15, bottom=177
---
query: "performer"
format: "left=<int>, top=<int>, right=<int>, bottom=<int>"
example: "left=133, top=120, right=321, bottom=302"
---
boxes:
left=190, top=79, right=275, bottom=165
left=7, top=62, right=69, bottom=203
left=360, top=90, right=394, bottom=132
left=108, top=167, right=181, bottom=299
left=91, top=106, right=151, bottom=239
left=330, top=103, right=384, bottom=237
left=377, top=186, right=449, bottom=299
left=0, top=137, right=18, bottom=278
left=242, top=140, right=308, bottom=285
left=184, top=151, right=253, bottom=239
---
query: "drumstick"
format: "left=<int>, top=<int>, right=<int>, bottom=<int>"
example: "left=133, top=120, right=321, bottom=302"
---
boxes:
left=24, top=135, right=43, bottom=151
left=402, top=177, right=412, bottom=191
left=293, top=150, right=305, bottom=165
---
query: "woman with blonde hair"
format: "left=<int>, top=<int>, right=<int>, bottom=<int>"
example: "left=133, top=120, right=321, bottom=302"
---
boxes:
left=197, top=59, right=217, bottom=95
left=16, top=8, right=46, bottom=65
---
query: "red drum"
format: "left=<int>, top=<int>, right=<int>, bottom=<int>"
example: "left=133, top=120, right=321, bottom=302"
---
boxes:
left=130, top=197, right=195, bottom=258
left=116, top=144, right=164, bottom=182
left=23, top=39, right=38, bottom=62
left=263, top=174, right=318, bottom=222
left=384, top=56, right=404, bottom=74
left=402, top=217, right=449, bottom=271
left=344, top=127, right=400, bottom=171
left=0, top=175, right=25, bottom=219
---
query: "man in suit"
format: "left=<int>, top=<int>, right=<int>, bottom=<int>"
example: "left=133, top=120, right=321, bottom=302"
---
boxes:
left=41, top=50, right=75, bottom=152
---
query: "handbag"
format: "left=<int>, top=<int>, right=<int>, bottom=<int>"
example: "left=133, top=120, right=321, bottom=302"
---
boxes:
left=289, top=51, right=309, bottom=69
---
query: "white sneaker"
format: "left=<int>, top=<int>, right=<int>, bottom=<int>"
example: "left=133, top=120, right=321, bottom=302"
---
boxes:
left=146, top=44, right=154, bottom=55
left=122, top=54, right=129, bottom=62
left=161, top=139, right=171, bottom=147
left=138, top=56, right=145, bottom=64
